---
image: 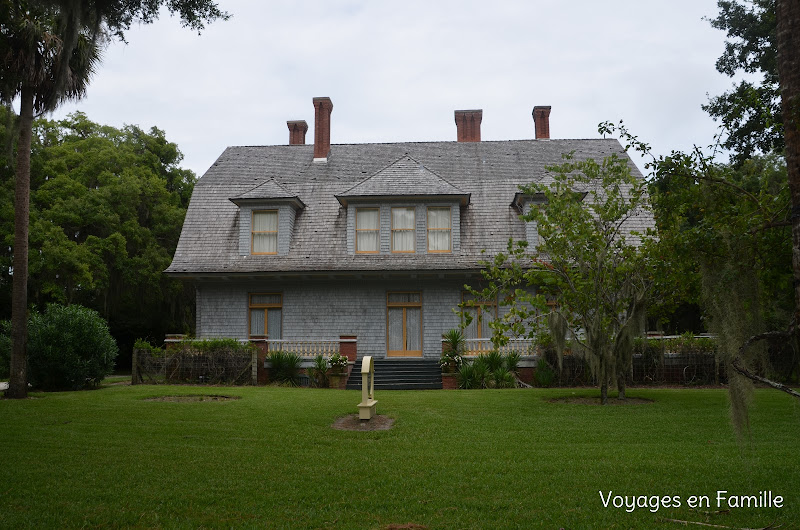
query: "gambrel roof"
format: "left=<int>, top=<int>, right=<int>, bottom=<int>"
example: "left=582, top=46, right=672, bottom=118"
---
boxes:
left=166, top=138, right=654, bottom=277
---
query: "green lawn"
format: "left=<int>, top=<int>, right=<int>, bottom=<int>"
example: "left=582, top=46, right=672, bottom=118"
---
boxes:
left=1, top=385, right=798, bottom=529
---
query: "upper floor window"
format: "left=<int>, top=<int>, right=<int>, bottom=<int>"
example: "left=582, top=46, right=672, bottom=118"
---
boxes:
left=391, top=207, right=415, bottom=253
left=356, top=208, right=380, bottom=253
left=251, top=210, right=278, bottom=254
left=427, top=207, right=451, bottom=252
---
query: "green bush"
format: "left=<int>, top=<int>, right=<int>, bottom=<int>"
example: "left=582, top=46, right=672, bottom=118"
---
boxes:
left=308, top=355, right=329, bottom=388
left=0, top=320, right=10, bottom=379
left=534, top=357, right=555, bottom=388
left=27, top=304, right=118, bottom=391
left=504, top=351, right=521, bottom=374
left=189, top=338, right=255, bottom=354
left=267, top=351, right=302, bottom=386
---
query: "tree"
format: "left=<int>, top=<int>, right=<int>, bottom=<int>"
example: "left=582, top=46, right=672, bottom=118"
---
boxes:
left=10, top=112, right=194, bottom=355
left=466, top=148, right=654, bottom=404
left=704, top=0, right=782, bottom=163
left=776, top=0, right=800, bottom=326
left=1, top=0, right=226, bottom=398
left=2, top=1, right=101, bottom=398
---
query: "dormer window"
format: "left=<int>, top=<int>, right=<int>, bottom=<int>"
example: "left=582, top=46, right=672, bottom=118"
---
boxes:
left=391, top=207, right=416, bottom=253
left=251, top=210, right=278, bottom=254
left=230, top=179, right=304, bottom=257
left=427, top=206, right=451, bottom=252
left=356, top=208, right=380, bottom=253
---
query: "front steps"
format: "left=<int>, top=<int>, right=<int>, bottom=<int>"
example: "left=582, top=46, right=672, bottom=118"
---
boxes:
left=346, top=358, right=442, bottom=390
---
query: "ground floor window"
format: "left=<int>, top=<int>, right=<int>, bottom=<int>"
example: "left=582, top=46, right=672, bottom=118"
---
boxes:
left=387, top=292, right=422, bottom=356
left=461, top=292, right=497, bottom=341
left=249, top=293, right=282, bottom=339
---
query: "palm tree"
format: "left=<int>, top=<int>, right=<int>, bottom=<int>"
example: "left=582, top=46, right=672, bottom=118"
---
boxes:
left=1, top=1, right=101, bottom=398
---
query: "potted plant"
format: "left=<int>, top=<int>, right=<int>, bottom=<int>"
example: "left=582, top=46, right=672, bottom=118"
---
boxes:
left=328, top=352, right=349, bottom=389
left=440, top=329, right=465, bottom=389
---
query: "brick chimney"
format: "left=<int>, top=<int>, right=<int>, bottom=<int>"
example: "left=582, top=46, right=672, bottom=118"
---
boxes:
left=454, top=109, right=482, bottom=142
left=287, top=120, right=308, bottom=145
left=532, top=106, right=551, bottom=139
left=313, top=97, right=333, bottom=161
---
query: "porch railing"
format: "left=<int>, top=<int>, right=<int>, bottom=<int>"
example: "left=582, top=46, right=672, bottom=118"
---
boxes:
left=253, top=339, right=342, bottom=358
left=461, top=338, right=537, bottom=356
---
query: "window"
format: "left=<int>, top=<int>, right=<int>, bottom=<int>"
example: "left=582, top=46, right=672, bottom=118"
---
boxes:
left=251, top=210, right=278, bottom=254
left=461, top=292, right=497, bottom=341
left=391, top=207, right=415, bottom=253
left=249, top=293, right=282, bottom=339
left=356, top=208, right=380, bottom=253
left=427, top=207, right=451, bottom=252
left=387, top=292, right=422, bottom=356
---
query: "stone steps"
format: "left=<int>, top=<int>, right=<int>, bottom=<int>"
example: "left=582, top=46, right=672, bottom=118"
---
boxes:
left=346, top=358, right=442, bottom=390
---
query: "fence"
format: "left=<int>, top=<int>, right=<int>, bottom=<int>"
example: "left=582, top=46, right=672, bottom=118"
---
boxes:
left=134, top=337, right=356, bottom=386
left=133, top=343, right=255, bottom=385
left=458, top=335, right=724, bottom=386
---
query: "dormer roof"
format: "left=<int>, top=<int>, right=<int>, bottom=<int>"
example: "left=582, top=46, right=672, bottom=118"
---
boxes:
left=229, top=178, right=305, bottom=209
left=335, top=155, right=470, bottom=206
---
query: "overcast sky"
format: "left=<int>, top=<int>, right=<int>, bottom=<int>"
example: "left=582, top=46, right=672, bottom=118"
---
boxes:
left=47, top=0, right=739, bottom=177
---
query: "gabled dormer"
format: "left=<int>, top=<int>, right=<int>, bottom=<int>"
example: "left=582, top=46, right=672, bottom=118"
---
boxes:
left=229, top=179, right=305, bottom=256
left=336, top=156, right=470, bottom=255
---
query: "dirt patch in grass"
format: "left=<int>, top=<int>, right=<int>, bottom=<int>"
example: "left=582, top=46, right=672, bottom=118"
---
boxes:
left=548, top=396, right=654, bottom=405
left=143, top=394, right=241, bottom=402
left=332, top=414, right=395, bottom=431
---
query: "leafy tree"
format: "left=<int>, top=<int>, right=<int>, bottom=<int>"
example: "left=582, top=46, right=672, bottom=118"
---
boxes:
left=1, top=0, right=227, bottom=398
left=466, top=149, right=654, bottom=404
left=0, top=111, right=196, bottom=368
left=704, top=0, right=781, bottom=163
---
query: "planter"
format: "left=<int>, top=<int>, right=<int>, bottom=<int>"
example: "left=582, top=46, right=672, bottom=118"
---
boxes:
left=329, top=372, right=349, bottom=389
left=441, top=372, right=458, bottom=390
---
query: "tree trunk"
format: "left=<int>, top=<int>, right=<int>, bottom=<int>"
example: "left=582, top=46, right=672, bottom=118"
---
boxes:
left=618, top=374, right=626, bottom=400
left=7, top=87, right=33, bottom=399
left=776, top=0, right=800, bottom=331
left=600, top=378, right=609, bottom=405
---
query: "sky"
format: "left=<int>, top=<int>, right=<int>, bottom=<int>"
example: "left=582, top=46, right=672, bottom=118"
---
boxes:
left=47, top=0, right=741, bottom=178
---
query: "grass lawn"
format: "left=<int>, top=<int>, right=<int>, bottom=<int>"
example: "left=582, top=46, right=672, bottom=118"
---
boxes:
left=1, top=385, right=798, bottom=529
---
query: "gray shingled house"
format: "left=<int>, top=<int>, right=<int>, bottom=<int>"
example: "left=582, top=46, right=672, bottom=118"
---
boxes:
left=165, top=97, right=651, bottom=366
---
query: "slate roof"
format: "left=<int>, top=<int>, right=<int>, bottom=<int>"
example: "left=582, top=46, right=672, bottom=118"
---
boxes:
left=336, top=155, right=469, bottom=206
left=166, top=139, right=654, bottom=276
left=229, top=178, right=305, bottom=208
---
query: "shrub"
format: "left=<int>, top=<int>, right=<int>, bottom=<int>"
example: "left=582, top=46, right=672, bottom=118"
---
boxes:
left=482, top=351, right=504, bottom=372
left=504, top=351, right=521, bottom=374
left=27, top=304, right=118, bottom=390
left=491, top=368, right=516, bottom=389
left=308, top=355, right=329, bottom=388
left=440, top=329, right=465, bottom=373
left=457, top=363, right=479, bottom=389
left=534, top=357, right=555, bottom=388
left=267, top=351, right=302, bottom=386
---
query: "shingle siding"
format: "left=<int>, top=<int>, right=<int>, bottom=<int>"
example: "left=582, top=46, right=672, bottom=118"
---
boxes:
left=196, top=278, right=467, bottom=358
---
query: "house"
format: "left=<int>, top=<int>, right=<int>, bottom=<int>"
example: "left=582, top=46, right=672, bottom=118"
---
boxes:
left=165, top=97, right=652, bottom=375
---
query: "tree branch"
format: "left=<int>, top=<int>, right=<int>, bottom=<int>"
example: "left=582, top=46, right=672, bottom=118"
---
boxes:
left=731, top=326, right=800, bottom=400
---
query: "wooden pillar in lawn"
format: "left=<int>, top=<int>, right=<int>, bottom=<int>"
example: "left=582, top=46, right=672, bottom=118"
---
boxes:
left=357, top=356, right=377, bottom=420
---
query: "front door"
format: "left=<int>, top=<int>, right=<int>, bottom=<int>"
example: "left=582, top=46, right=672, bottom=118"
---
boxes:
left=387, top=292, right=422, bottom=357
